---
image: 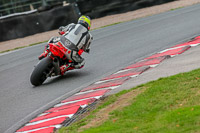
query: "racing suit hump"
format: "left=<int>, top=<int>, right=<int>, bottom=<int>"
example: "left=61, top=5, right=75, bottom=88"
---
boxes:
left=64, top=24, right=92, bottom=52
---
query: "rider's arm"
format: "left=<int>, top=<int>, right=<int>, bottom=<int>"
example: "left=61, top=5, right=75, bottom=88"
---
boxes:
left=59, top=23, right=75, bottom=35
left=83, top=33, right=93, bottom=53
left=48, top=37, right=60, bottom=43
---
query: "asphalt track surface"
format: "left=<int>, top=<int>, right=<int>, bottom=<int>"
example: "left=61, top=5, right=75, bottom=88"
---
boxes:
left=1, top=4, right=200, bottom=133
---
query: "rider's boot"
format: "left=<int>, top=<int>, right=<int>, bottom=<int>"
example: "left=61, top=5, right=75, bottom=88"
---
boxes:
left=73, top=61, right=85, bottom=69
left=60, top=61, right=85, bottom=75
left=38, top=49, right=49, bottom=60
left=60, top=64, right=71, bottom=75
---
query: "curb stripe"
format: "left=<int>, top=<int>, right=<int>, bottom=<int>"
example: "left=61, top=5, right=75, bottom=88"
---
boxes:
left=61, top=89, right=110, bottom=103
left=30, top=106, right=80, bottom=123
left=45, top=98, right=96, bottom=113
left=145, top=46, right=191, bottom=59
left=96, top=76, right=129, bottom=84
left=55, top=97, right=101, bottom=107
left=76, top=86, right=120, bottom=95
left=124, top=56, right=169, bottom=70
left=17, top=117, right=67, bottom=132
left=26, top=115, right=73, bottom=126
left=103, top=66, right=150, bottom=80
left=16, top=125, right=59, bottom=133
left=80, top=77, right=130, bottom=92
left=158, top=46, right=186, bottom=53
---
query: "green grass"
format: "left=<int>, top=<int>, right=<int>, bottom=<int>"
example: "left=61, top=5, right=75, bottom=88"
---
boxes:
left=60, top=68, right=200, bottom=133
left=57, top=89, right=133, bottom=133
left=170, top=7, right=184, bottom=11
left=92, top=22, right=123, bottom=30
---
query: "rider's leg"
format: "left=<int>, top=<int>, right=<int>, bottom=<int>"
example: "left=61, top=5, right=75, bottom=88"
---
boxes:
left=60, top=64, right=71, bottom=75
left=71, top=51, right=85, bottom=69
left=73, top=60, right=85, bottom=69
left=59, top=51, right=85, bottom=75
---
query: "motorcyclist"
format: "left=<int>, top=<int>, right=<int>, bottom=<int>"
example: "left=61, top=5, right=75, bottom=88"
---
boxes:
left=38, top=15, right=93, bottom=75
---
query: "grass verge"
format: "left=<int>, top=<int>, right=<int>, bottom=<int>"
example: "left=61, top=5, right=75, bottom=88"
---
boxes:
left=0, top=40, right=47, bottom=54
left=59, top=68, right=200, bottom=133
left=170, top=6, right=184, bottom=11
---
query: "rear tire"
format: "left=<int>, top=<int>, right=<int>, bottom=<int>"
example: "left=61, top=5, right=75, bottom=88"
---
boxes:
left=30, top=57, right=53, bottom=86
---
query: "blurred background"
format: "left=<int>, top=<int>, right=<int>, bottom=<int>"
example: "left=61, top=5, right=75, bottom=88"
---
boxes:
left=0, top=0, right=69, bottom=17
left=0, top=0, right=175, bottom=42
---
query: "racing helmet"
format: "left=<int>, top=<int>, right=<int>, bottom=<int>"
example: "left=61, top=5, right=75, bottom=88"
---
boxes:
left=78, top=15, right=91, bottom=30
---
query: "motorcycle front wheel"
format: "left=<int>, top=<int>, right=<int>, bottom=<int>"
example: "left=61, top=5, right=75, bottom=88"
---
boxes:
left=30, top=57, right=53, bottom=86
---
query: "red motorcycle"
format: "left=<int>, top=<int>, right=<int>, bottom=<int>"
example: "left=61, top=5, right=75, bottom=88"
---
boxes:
left=30, top=38, right=83, bottom=86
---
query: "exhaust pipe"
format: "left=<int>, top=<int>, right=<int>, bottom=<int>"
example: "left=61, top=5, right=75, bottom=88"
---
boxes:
left=53, top=58, right=60, bottom=75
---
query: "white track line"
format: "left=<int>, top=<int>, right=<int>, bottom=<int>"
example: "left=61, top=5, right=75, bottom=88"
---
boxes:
left=38, top=112, right=49, bottom=117
left=95, top=77, right=124, bottom=84
left=54, top=96, right=102, bottom=108
left=158, top=45, right=186, bottom=53
left=113, top=69, right=131, bottom=74
left=25, top=114, right=73, bottom=126
left=15, top=125, right=61, bottom=133
left=149, top=64, right=159, bottom=68
left=75, top=85, right=121, bottom=96
left=130, top=74, right=139, bottom=78
left=158, top=43, right=200, bottom=54
left=190, top=43, right=200, bottom=47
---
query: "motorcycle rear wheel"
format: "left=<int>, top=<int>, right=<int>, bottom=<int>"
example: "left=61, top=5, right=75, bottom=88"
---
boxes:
left=30, top=57, right=53, bottom=86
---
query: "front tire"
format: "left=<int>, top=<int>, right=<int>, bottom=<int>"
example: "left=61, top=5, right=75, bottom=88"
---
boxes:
left=30, top=57, right=53, bottom=86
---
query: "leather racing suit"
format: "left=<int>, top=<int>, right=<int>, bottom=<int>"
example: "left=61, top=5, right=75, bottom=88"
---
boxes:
left=59, top=23, right=93, bottom=69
